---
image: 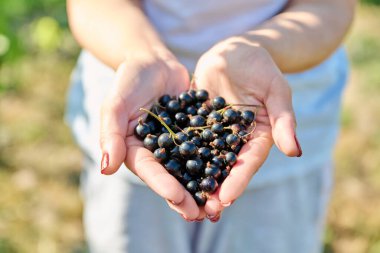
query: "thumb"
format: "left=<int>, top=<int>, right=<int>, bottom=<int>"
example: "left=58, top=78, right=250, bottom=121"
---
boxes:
left=265, top=76, right=302, bottom=157
left=100, top=95, right=128, bottom=175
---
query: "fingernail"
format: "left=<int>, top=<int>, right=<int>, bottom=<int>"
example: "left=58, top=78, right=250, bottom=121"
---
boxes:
left=101, top=153, right=109, bottom=174
left=181, top=214, right=195, bottom=222
left=195, top=218, right=205, bottom=222
left=221, top=200, right=234, bottom=207
left=166, top=199, right=178, bottom=205
left=207, top=212, right=221, bottom=220
left=294, top=134, right=302, bottom=157
left=209, top=214, right=221, bottom=223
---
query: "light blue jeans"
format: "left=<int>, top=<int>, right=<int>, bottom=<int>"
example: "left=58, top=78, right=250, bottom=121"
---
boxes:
left=80, top=154, right=332, bottom=253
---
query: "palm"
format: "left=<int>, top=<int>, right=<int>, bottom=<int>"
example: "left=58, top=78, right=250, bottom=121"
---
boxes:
left=101, top=59, right=203, bottom=219
left=193, top=44, right=299, bottom=210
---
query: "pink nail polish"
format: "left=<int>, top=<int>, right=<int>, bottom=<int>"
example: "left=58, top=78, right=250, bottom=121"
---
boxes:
left=101, top=153, right=109, bottom=174
left=294, top=134, right=302, bottom=157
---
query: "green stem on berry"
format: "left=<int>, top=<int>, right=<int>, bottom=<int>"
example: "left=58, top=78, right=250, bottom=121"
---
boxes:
left=217, top=104, right=262, bottom=114
left=185, top=125, right=211, bottom=132
left=139, top=107, right=180, bottom=145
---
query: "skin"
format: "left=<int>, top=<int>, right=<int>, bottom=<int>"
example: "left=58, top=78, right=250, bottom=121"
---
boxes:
left=67, top=0, right=357, bottom=221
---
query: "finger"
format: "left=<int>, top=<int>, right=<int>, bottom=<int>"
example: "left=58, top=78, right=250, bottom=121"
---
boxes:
left=100, top=95, right=128, bottom=175
left=204, top=188, right=224, bottom=219
left=265, top=75, right=301, bottom=157
left=219, top=131, right=273, bottom=205
left=125, top=137, right=200, bottom=219
left=166, top=193, right=201, bottom=221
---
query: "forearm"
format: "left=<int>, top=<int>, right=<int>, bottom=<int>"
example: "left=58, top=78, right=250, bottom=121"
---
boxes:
left=235, top=0, right=356, bottom=73
left=67, top=0, right=172, bottom=69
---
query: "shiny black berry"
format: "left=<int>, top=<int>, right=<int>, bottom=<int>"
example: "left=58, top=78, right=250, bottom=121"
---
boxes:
left=158, top=133, right=174, bottom=149
left=200, top=177, right=218, bottom=193
left=165, top=159, right=182, bottom=177
left=211, top=96, right=226, bottom=110
left=201, top=129, right=215, bottom=142
left=198, top=147, right=212, bottom=161
left=211, top=122, right=224, bottom=134
left=226, top=134, right=240, bottom=147
left=143, top=134, right=158, bottom=151
left=205, top=164, right=222, bottom=179
left=190, top=115, right=206, bottom=127
left=179, top=92, right=194, bottom=105
left=175, top=112, right=189, bottom=127
left=135, top=122, right=151, bottom=140
left=223, top=109, right=239, bottom=124
left=186, top=180, right=199, bottom=194
left=179, top=141, right=197, bottom=157
left=195, top=89, right=209, bottom=102
left=153, top=148, right=168, bottom=163
left=241, top=110, right=256, bottom=124
left=207, top=111, right=223, bottom=123
left=193, top=191, right=207, bottom=206
left=186, top=158, right=203, bottom=176
left=167, top=100, right=181, bottom=114
left=225, top=152, right=237, bottom=166
left=185, top=105, right=197, bottom=116
left=159, top=94, right=171, bottom=106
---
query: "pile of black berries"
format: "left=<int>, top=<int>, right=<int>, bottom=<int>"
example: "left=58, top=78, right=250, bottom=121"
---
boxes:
left=134, top=89, right=257, bottom=206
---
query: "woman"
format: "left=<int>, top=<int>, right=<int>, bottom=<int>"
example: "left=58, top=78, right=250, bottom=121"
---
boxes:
left=66, top=0, right=356, bottom=252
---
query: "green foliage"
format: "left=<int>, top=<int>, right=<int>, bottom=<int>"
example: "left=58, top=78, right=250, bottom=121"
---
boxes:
left=361, top=0, right=380, bottom=5
left=0, top=0, right=69, bottom=62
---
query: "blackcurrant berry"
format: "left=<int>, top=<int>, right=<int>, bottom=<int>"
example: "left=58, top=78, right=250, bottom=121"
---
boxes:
left=197, top=106, right=210, bottom=117
left=158, top=133, right=174, bottom=149
left=200, top=177, right=218, bottom=193
left=211, top=96, right=226, bottom=110
left=225, top=152, right=237, bottom=166
left=241, top=110, right=256, bottom=124
left=186, top=158, right=203, bottom=176
left=198, top=147, right=212, bottom=161
left=179, top=92, right=194, bottom=105
left=207, top=111, right=223, bottom=123
left=165, top=159, right=182, bottom=177
left=226, top=134, right=240, bottom=147
left=193, top=191, right=207, bottom=206
left=195, top=89, right=209, bottom=102
left=211, top=122, right=224, bottom=134
left=179, top=141, right=197, bottom=157
left=174, top=112, right=189, bottom=127
left=223, top=109, right=239, bottom=124
left=190, top=115, right=206, bottom=127
left=158, top=94, right=171, bottom=106
left=211, top=138, right=225, bottom=150
left=167, top=100, right=181, bottom=114
left=201, top=129, right=215, bottom=142
left=185, top=105, right=197, bottom=116
left=143, top=134, right=158, bottom=151
left=186, top=180, right=199, bottom=194
left=175, top=132, right=188, bottom=144
left=153, top=148, right=168, bottom=163
left=135, top=122, right=151, bottom=140
left=205, top=163, right=222, bottom=179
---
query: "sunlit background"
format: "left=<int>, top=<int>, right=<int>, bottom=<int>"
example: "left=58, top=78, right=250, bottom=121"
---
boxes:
left=1, top=0, right=379, bottom=252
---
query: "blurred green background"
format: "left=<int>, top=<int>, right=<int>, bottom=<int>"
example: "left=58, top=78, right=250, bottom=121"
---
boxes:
left=1, top=1, right=380, bottom=253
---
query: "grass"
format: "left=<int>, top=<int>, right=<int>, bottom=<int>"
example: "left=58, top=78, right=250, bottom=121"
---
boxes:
left=0, top=4, right=380, bottom=253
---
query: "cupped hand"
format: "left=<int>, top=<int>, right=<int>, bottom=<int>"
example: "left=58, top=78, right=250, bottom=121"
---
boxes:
left=193, top=38, right=302, bottom=219
left=99, top=53, right=202, bottom=220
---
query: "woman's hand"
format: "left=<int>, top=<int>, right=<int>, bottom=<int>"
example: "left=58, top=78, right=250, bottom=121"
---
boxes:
left=99, top=53, right=202, bottom=220
left=193, top=38, right=302, bottom=220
